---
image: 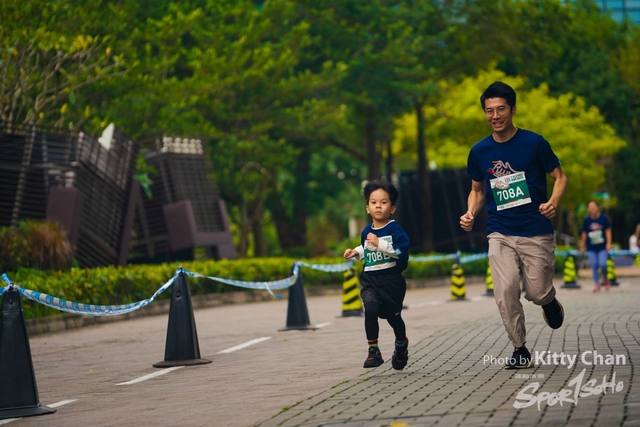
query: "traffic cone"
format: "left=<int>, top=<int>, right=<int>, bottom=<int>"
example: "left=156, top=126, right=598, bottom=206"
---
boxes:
left=279, top=265, right=317, bottom=331
left=0, top=287, right=56, bottom=420
left=485, top=261, right=494, bottom=297
left=154, top=271, right=212, bottom=368
left=450, top=258, right=466, bottom=300
left=340, top=267, right=363, bottom=317
left=606, top=255, right=619, bottom=286
left=562, top=254, right=580, bottom=289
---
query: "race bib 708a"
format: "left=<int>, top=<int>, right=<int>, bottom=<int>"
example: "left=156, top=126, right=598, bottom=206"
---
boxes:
left=490, top=172, right=532, bottom=211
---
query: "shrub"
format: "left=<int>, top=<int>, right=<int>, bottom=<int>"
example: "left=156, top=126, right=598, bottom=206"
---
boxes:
left=5, top=252, right=566, bottom=320
left=0, top=220, right=74, bottom=272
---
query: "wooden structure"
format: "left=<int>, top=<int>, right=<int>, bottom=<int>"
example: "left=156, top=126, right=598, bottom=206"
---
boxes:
left=0, top=123, right=138, bottom=267
left=129, top=136, right=235, bottom=263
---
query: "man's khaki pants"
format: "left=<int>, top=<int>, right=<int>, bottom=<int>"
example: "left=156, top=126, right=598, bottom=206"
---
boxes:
left=488, top=232, right=557, bottom=349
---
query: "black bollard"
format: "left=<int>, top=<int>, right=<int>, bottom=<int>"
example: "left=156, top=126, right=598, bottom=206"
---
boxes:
left=153, top=271, right=212, bottom=368
left=0, top=287, right=56, bottom=420
left=279, top=266, right=317, bottom=331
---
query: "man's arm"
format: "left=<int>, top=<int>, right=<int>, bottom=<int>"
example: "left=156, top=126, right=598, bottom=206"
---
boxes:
left=605, top=228, right=612, bottom=252
left=539, top=165, right=567, bottom=219
left=460, top=179, right=486, bottom=232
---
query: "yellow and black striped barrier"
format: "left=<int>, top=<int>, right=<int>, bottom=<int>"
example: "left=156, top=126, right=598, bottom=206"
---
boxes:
left=562, top=254, right=580, bottom=289
left=341, top=267, right=363, bottom=317
left=607, top=255, right=619, bottom=286
left=485, top=261, right=494, bottom=297
left=450, top=259, right=466, bottom=300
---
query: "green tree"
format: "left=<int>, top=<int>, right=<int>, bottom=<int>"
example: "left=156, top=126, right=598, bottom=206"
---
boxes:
left=608, top=25, right=640, bottom=229
left=0, top=1, right=134, bottom=128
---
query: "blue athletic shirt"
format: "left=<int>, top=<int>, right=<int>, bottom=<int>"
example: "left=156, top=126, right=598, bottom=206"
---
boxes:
left=466, top=129, right=561, bottom=236
left=581, top=214, right=610, bottom=252
left=353, top=220, right=410, bottom=275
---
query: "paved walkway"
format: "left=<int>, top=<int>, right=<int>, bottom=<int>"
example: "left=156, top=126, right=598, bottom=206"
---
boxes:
left=3, top=274, right=639, bottom=427
left=259, top=279, right=640, bottom=427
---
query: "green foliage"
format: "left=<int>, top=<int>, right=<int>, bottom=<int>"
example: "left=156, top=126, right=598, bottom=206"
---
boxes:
left=134, top=153, right=158, bottom=199
left=4, top=0, right=638, bottom=256
left=9, top=257, right=346, bottom=319
left=9, top=253, right=570, bottom=320
left=0, top=1, right=133, bottom=127
left=0, top=221, right=74, bottom=272
left=608, top=25, right=640, bottom=216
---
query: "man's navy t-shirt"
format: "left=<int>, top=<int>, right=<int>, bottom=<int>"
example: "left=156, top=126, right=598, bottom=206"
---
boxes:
left=467, top=129, right=561, bottom=236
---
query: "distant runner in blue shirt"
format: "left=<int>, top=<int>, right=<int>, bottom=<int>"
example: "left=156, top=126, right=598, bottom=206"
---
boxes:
left=460, top=81, right=568, bottom=370
left=580, top=200, right=612, bottom=292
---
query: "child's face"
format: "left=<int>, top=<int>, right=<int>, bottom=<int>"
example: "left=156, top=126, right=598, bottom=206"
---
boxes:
left=366, top=188, right=396, bottom=223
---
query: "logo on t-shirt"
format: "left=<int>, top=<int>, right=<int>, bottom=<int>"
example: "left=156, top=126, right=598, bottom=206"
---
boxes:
left=487, top=160, right=520, bottom=178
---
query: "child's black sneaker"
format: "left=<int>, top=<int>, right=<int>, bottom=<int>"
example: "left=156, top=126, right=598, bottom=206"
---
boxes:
left=505, top=345, right=533, bottom=369
left=542, top=298, right=564, bottom=329
left=363, top=347, right=384, bottom=368
left=391, top=338, right=409, bottom=370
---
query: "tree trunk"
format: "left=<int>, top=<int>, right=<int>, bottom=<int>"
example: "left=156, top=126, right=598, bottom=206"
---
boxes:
left=271, top=201, right=294, bottom=250
left=251, top=199, right=268, bottom=257
left=238, top=200, right=249, bottom=257
left=416, top=101, right=434, bottom=253
left=267, top=140, right=310, bottom=253
left=385, top=137, right=393, bottom=180
left=365, top=108, right=380, bottom=180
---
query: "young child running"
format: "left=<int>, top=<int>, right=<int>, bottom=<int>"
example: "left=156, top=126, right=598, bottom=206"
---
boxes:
left=344, top=178, right=410, bottom=370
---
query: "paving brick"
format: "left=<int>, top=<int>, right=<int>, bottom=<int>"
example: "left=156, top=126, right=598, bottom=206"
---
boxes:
left=260, top=278, right=640, bottom=427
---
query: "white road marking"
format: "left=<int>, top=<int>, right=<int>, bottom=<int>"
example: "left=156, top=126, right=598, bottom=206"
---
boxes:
left=218, top=337, right=272, bottom=354
left=409, top=296, right=490, bottom=308
left=0, top=399, right=77, bottom=425
left=49, top=399, right=78, bottom=408
left=116, top=366, right=184, bottom=385
left=408, top=301, right=443, bottom=308
left=316, top=322, right=332, bottom=328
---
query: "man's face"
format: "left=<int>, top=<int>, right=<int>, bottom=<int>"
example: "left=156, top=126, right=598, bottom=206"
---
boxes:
left=484, top=97, right=516, bottom=133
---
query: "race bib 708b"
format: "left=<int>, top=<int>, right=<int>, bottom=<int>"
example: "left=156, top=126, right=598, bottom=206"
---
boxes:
left=364, top=236, right=397, bottom=271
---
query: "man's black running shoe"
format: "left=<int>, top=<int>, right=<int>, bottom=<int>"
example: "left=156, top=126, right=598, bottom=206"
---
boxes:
left=542, top=298, right=564, bottom=329
left=505, top=345, right=533, bottom=369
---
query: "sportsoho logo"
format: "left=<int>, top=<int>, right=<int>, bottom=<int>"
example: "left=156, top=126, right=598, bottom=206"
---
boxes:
left=505, top=351, right=626, bottom=410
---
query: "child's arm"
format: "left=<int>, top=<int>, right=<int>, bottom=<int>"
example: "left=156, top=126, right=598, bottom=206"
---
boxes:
left=368, top=227, right=410, bottom=262
left=344, top=245, right=364, bottom=260
left=375, top=238, right=401, bottom=259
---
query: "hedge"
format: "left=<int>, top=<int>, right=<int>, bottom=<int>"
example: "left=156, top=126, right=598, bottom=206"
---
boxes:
left=3, top=254, right=566, bottom=320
